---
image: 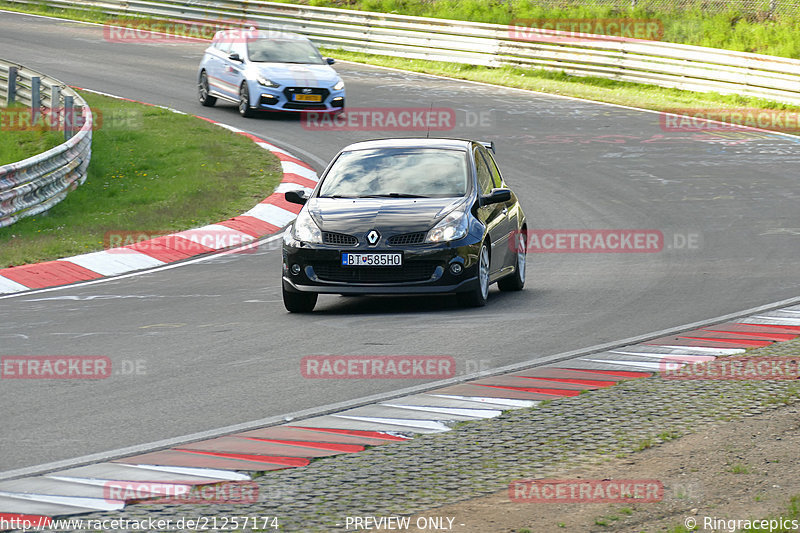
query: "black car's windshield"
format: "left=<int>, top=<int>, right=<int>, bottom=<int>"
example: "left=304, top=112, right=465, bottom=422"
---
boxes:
left=318, top=148, right=469, bottom=199
left=246, top=38, right=324, bottom=64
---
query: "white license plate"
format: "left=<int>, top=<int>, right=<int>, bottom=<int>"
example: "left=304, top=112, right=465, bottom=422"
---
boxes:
left=342, top=253, right=402, bottom=266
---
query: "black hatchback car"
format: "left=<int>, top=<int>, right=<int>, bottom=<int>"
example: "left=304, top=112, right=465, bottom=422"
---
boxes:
left=281, top=138, right=527, bottom=312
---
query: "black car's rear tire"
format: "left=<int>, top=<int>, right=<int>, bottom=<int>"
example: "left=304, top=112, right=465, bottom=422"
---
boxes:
left=283, top=284, right=317, bottom=313
left=198, top=71, right=216, bottom=107
left=458, top=243, right=490, bottom=308
left=239, top=83, right=255, bottom=118
left=498, top=230, right=526, bottom=292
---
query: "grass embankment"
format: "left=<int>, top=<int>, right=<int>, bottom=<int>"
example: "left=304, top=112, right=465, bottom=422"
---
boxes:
left=0, top=104, right=63, bottom=165
left=304, top=0, right=800, bottom=58
left=323, top=48, right=800, bottom=115
left=0, top=90, right=282, bottom=267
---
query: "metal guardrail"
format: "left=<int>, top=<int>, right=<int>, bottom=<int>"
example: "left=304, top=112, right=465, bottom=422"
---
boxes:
left=0, top=60, right=93, bottom=228
left=5, top=0, right=800, bottom=106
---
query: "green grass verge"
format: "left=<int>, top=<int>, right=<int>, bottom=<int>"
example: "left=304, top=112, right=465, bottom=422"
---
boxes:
left=0, top=104, right=64, bottom=165
left=3, top=0, right=800, bottom=58
left=323, top=48, right=800, bottom=115
left=0, top=90, right=282, bottom=267
left=303, top=0, right=800, bottom=58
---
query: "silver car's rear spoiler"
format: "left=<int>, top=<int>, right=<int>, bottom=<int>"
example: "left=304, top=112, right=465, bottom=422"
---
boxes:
left=479, top=141, right=495, bottom=154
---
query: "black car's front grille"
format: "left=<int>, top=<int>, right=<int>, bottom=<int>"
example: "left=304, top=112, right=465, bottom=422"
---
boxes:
left=322, top=231, right=358, bottom=246
left=388, top=232, right=426, bottom=245
left=312, top=262, right=438, bottom=283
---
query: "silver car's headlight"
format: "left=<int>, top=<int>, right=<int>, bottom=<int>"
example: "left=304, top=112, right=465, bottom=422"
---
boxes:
left=257, top=76, right=280, bottom=88
left=292, top=209, right=322, bottom=244
left=426, top=208, right=469, bottom=243
left=333, top=79, right=345, bottom=91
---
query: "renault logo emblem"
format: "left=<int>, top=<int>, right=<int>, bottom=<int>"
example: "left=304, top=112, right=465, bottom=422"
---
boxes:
left=366, top=230, right=380, bottom=245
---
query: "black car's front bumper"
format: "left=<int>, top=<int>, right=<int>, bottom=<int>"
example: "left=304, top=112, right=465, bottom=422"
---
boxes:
left=282, top=239, right=482, bottom=295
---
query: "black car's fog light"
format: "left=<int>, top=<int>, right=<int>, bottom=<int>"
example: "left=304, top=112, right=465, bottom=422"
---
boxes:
left=291, top=264, right=302, bottom=275
left=450, top=263, right=463, bottom=275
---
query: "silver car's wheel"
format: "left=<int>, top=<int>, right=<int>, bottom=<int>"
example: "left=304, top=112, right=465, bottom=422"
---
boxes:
left=239, top=83, right=255, bottom=117
left=198, top=71, right=216, bottom=107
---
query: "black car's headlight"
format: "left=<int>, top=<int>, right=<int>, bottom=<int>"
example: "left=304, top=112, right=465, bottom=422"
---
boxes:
left=257, top=76, right=280, bottom=88
left=426, top=208, right=469, bottom=243
left=292, top=209, right=323, bottom=244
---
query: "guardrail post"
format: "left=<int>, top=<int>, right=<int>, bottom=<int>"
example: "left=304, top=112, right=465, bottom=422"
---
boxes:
left=31, top=76, right=41, bottom=124
left=64, top=94, right=74, bottom=140
left=7, top=66, right=17, bottom=105
left=51, top=85, right=61, bottom=131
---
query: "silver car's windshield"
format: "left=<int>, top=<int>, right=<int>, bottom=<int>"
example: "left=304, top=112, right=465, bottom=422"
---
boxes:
left=246, top=39, right=324, bottom=64
left=318, top=148, right=470, bottom=199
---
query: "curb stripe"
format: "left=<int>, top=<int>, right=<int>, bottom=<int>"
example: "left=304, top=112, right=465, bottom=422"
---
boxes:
left=0, top=275, right=29, bottom=293
left=172, top=450, right=309, bottom=468
left=217, top=216, right=280, bottom=237
left=64, top=250, right=165, bottom=276
left=0, top=261, right=102, bottom=289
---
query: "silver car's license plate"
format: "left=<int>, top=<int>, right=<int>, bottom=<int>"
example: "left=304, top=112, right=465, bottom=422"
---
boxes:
left=342, top=253, right=402, bottom=266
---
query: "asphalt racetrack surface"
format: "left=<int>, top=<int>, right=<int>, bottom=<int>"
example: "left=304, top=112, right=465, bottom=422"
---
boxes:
left=1, top=11, right=799, bottom=471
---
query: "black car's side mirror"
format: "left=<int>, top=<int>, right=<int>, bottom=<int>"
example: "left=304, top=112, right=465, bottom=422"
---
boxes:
left=480, top=188, right=511, bottom=206
left=326, top=57, right=335, bottom=65
left=229, top=52, right=243, bottom=62
left=285, top=190, right=308, bottom=205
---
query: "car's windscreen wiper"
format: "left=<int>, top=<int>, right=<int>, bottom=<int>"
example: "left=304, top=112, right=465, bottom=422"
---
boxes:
left=358, top=193, right=430, bottom=198
left=319, top=194, right=358, bottom=198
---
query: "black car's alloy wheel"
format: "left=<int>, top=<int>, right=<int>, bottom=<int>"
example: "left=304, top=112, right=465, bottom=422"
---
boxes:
left=198, top=71, right=216, bottom=107
left=458, top=243, right=490, bottom=307
left=239, top=83, right=255, bottom=117
left=498, top=230, right=526, bottom=292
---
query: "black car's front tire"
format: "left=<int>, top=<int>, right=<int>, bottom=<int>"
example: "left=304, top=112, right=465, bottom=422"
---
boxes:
left=457, top=243, right=490, bottom=308
left=283, top=284, right=317, bottom=313
left=198, top=71, right=216, bottom=107
left=498, top=230, right=526, bottom=292
left=239, top=83, right=255, bottom=118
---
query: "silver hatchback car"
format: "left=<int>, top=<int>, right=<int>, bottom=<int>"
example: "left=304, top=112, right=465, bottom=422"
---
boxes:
left=198, top=29, right=345, bottom=117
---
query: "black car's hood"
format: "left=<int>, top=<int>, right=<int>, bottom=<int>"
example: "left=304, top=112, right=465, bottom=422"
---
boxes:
left=308, top=197, right=465, bottom=235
